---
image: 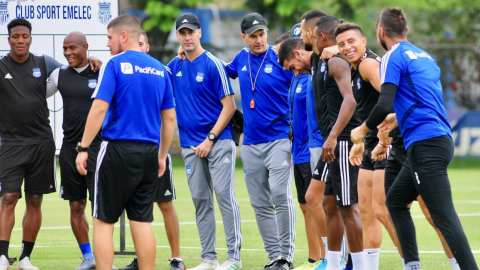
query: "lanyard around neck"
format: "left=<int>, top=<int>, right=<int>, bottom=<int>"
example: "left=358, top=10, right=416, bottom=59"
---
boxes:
left=289, top=76, right=301, bottom=125
left=248, top=48, right=268, bottom=108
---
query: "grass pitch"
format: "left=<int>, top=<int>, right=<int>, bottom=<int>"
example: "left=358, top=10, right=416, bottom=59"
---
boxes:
left=7, top=158, right=480, bottom=269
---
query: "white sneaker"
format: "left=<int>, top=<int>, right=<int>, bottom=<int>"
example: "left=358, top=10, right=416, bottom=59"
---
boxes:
left=188, top=259, right=219, bottom=270
left=215, top=258, right=242, bottom=270
left=15, top=257, right=38, bottom=270
left=0, top=255, right=9, bottom=270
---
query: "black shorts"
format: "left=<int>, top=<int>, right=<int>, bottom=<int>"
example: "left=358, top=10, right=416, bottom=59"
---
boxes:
left=154, top=154, right=176, bottom=202
left=360, top=146, right=387, bottom=171
left=324, top=141, right=359, bottom=206
left=312, top=157, right=328, bottom=182
left=93, top=140, right=158, bottom=223
left=0, top=141, right=56, bottom=198
left=384, top=147, right=407, bottom=196
left=294, top=162, right=312, bottom=204
left=59, top=144, right=100, bottom=201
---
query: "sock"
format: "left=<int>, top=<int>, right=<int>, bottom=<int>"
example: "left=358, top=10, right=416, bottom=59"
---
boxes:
left=79, top=243, right=94, bottom=260
left=364, top=248, right=380, bottom=270
left=448, top=258, right=460, bottom=270
left=19, top=241, right=34, bottom=261
left=404, top=261, right=421, bottom=270
left=326, top=250, right=341, bottom=270
left=0, top=240, right=9, bottom=259
left=173, top=257, right=183, bottom=261
left=351, top=251, right=365, bottom=270
left=346, top=253, right=353, bottom=266
left=402, top=258, right=405, bottom=265
left=321, top=237, right=328, bottom=257
left=308, top=258, right=317, bottom=263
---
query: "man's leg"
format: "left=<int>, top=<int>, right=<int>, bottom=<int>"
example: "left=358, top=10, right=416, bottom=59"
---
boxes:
left=158, top=201, right=181, bottom=258
left=323, top=195, right=344, bottom=270
left=0, top=193, right=20, bottom=260
left=20, top=194, right=43, bottom=260
left=241, top=144, right=279, bottom=261
left=305, top=181, right=327, bottom=259
left=130, top=220, right=156, bottom=270
left=357, top=169, right=382, bottom=250
left=93, top=218, right=115, bottom=270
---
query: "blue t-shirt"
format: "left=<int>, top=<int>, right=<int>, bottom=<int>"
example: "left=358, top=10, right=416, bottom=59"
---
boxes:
left=167, top=51, right=234, bottom=147
left=92, top=50, right=175, bottom=145
left=289, top=74, right=310, bottom=164
left=306, top=73, right=324, bottom=148
left=381, top=41, right=451, bottom=149
left=225, top=46, right=294, bottom=145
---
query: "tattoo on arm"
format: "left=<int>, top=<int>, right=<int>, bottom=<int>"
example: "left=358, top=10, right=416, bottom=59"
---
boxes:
left=328, top=57, right=351, bottom=82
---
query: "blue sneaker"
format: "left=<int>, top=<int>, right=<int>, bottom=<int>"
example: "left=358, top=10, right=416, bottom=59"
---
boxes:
left=344, top=266, right=353, bottom=270
left=313, top=259, right=327, bottom=270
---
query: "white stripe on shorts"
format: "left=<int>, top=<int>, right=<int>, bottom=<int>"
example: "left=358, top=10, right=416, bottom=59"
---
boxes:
left=93, top=141, right=109, bottom=218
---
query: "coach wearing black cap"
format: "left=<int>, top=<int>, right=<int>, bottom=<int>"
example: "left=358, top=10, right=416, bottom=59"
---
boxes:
left=175, top=13, right=201, bottom=32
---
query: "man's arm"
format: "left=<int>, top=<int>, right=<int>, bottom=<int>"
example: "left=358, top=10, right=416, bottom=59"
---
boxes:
left=359, top=58, right=381, bottom=92
left=158, top=108, right=175, bottom=177
left=322, top=57, right=357, bottom=162
left=46, top=67, right=60, bottom=98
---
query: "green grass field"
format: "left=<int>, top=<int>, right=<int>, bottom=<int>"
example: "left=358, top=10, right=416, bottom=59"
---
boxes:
left=7, top=158, right=480, bottom=269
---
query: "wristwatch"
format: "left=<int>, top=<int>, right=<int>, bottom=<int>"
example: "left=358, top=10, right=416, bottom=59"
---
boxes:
left=76, top=142, right=89, bottom=153
left=208, top=133, right=217, bottom=142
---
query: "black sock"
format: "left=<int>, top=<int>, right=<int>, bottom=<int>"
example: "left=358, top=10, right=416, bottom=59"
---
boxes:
left=308, top=258, right=317, bottom=263
left=346, top=253, right=353, bottom=266
left=0, top=240, right=9, bottom=259
left=19, top=241, right=34, bottom=261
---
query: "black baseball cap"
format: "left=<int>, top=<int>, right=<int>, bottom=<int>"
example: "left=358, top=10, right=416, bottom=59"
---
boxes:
left=175, top=13, right=200, bottom=32
left=241, top=13, right=269, bottom=35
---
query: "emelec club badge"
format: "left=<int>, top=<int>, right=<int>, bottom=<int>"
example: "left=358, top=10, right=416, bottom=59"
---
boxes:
left=0, top=0, right=9, bottom=26
left=88, top=79, right=98, bottom=89
left=32, top=68, right=41, bottom=78
left=264, top=64, right=273, bottom=74
left=98, top=1, right=112, bottom=25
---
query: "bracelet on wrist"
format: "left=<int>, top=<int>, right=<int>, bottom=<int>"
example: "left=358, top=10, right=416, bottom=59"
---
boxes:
left=378, top=142, right=390, bottom=148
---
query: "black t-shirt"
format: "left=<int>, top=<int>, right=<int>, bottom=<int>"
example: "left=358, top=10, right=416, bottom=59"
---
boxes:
left=351, top=48, right=381, bottom=148
left=390, top=127, right=405, bottom=153
left=324, top=55, right=361, bottom=141
left=311, top=53, right=330, bottom=141
left=57, top=65, right=102, bottom=146
left=0, top=53, right=61, bottom=145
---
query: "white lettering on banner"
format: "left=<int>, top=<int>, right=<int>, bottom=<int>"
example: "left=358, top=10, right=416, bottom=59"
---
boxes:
left=134, top=66, right=165, bottom=77
left=452, top=128, right=480, bottom=156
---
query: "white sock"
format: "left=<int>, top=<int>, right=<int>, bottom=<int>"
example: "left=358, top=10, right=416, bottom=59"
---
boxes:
left=322, top=237, right=328, bottom=257
left=364, top=248, right=380, bottom=270
left=404, top=261, right=421, bottom=270
left=326, top=250, right=341, bottom=270
left=402, top=258, right=405, bottom=266
left=396, top=247, right=405, bottom=265
left=448, top=258, right=460, bottom=270
left=173, top=257, right=183, bottom=261
left=351, top=251, right=365, bottom=270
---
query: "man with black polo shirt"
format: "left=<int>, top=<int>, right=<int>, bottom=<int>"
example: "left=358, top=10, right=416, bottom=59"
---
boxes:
left=225, top=13, right=296, bottom=270
left=0, top=18, right=63, bottom=270
left=75, top=14, right=175, bottom=270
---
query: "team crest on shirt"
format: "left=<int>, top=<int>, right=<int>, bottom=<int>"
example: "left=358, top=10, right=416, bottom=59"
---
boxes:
left=196, top=72, right=204, bottom=82
left=60, top=186, right=64, bottom=197
left=244, top=169, right=247, bottom=180
left=296, top=84, right=302, bottom=93
left=186, top=165, right=192, bottom=176
left=357, top=78, right=361, bottom=89
left=320, top=62, right=326, bottom=73
left=32, top=68, right=41, bottom=78
left=88, top=79, right=98, bottom=89
left=264, top=64, right=273, bottom=74
left=0, top=1, right=9, bottom=25
left=98, top=2, right=112, bottom=25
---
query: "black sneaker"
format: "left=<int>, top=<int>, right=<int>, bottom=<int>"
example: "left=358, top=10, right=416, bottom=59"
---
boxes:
left=119, top=257, right=138, bottom=270
left=270, top=256, right=293, bottom=270
left=262, top=259, right=277, bottom=270
left=170, top=258, right=186, bottom=270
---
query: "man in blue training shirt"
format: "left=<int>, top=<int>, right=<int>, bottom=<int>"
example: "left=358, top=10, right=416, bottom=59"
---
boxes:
left=225, top=13, right=296, bottom=270
left=75, top=14, right=176, bottom=270
left=168, top=13, right=242, bottom=270
left=351, top=7, right=478, bottom=270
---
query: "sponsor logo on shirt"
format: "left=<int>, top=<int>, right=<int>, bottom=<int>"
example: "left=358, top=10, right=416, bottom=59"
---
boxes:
left=121, top=62, right=133, bottom=74
left=241, top=66, right=247, bottom=71
left=135, top=65, right=164, bottom=77
left=4, top=73, right=12, bottom=79
left=405, top=50, right=433, bottom=61
left=186, top=165, right=192, bottom=176
left=196, top=72, right=204, bottom=82
left=88, top=79, right=98, bottom=89
left=296, top=84, right=302, bottom=93
left=264, top=64, right=273, bottom=74
left=176, top=71, right=182, bottom=76
left=32, top=68, right=41, bottom=78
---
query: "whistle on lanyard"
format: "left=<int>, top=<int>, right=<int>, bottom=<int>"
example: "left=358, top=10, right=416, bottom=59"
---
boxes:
left=250, top=99, right=255, bottom=109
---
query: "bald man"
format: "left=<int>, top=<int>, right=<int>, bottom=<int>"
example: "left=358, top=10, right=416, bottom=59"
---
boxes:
left=46, top=31, right=111, bottom=270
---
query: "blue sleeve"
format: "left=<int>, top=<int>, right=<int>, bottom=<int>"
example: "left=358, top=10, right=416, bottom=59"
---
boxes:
left=380, top=49, right=405, bottom=87
left=208, top=55, right=234, bottom=100
left=164, top=65, right=173, bottom=82
left=161, top=72, right=175, bottom=110
left=92, top=59, right=116, bottom=103
left=225, top=53, right=238, bottom=79
left=44, top=55, right=63, bottom=77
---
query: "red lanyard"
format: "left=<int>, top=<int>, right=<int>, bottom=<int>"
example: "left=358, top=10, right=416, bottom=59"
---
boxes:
left=248, top=48, right=268, bottom=109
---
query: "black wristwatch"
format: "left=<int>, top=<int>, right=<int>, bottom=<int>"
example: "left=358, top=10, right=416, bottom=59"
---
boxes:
left=76, top=142, right=89, bottom=153
left=208, top=133, right=217, bottom=142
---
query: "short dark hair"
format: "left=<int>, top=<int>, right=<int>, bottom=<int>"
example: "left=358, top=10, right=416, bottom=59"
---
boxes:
left=274, top=32, right=291, bottom=45
left=140, top=29, right=149, bottom=44
left=278, top=38, right=304, bottom=67
left=107, top=14, right=142, bottom=38
left=7, top=18, right=32, bottom=36
left=334, top=22, right=363, bottom=37
left=315, top=15, right=343, bottom=39
left=379, top=7, right=407, bottom=38
left=301, top=10, right=327, bottom=29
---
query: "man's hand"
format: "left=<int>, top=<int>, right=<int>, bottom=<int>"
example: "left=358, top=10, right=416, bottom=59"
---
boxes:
left=320, top=45, right=339, bottom=61
left=377, top=130, right=393, bottom=146
left=371, top=144, right=388, bottom=161
left=377, top=113, right=398, bottom=133
left=76, top=152, right=89, bottom=175
left=178, top=46, right=186, bottom=60
left=158, top=155, right=167, bottom=177
left=192, top=138, right=214, bottom=158
left=88, top=56, right=102, bottom=72
left=322, top=136, right=337, bottom=163
left=349, top=142, right=364, bottom=166
left=351, top=123, right=370, bottom=144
